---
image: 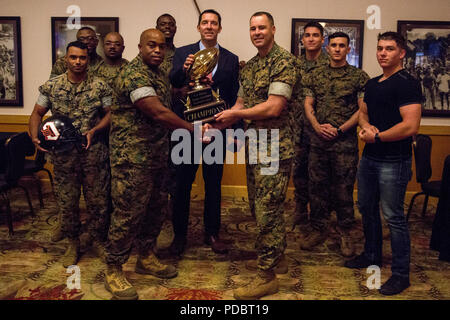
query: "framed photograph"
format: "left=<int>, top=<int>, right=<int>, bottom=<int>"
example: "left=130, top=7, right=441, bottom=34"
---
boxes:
left=51, top=17, right=119, bottom=64
left=0, top=16, right=23, bottom=107
left=291, top=18, right=364, bottom=68
left=398, top=20, right=450, bottom=117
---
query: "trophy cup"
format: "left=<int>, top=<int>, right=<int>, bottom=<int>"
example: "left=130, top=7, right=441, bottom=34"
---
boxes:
left=183, top=48, right=227, bottom=123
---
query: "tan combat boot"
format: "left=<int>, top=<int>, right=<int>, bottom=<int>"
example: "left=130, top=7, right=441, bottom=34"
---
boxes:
left=234, top=269, right=279, bottom=300
left=91, top=240, right=106, bottom=262
left=289, top=204, right=309, bottom=231
left=61, top=238, right=80, bottom=268
left=300, top=229, right=328, bottom=251
left=104, top=265, right=138, bottom=300
left=245, top=254, right=288, bottom=274
left=79, top=232, right=93, bottom=253
left=50, top=215, right=65, bottom=242
left=135, top=251, right=178, bottom=279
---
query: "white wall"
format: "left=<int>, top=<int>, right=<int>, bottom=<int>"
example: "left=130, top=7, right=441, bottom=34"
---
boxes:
left=1, top=0, right=449, bottom=125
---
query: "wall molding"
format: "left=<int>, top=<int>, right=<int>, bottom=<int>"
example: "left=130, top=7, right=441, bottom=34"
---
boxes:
left=0, top=114, right=30, bottom=124
left=3, top=115, right=449, bottom=193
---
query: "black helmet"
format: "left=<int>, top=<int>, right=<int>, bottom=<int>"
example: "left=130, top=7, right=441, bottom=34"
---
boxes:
left=38, top=114, right=84, bottom=153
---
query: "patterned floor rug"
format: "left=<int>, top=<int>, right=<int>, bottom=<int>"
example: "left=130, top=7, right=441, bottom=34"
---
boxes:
left=0, top=188, right=449, bottom=300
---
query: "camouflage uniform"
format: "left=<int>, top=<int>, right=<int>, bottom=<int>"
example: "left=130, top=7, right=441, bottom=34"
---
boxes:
left=239, top=43, right=297, bottom=270
left=290, top=51, right=329, bottom=221
left=159, top=46, right=175, bottom=77
left=158, top=45, right=176, bottom=219
left=303, top=63, right=369, bottom=231
left=37, top=73, right=112, bottom=240
left=106, top=54, right=171, bottom=265
left=92, top=58, right=129, bottom=89
left=50, top=53, right=103, bottom=79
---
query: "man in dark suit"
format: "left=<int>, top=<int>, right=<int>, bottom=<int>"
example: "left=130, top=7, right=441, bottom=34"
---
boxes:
left=168, top=9, right=240, bottom=255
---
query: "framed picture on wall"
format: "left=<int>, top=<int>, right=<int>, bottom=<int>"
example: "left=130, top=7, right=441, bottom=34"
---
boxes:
left=51, top=17, right=119, bottom=64
left=0, top=16, right=23, bottom=107
left=398, top=20, right=450, bottom=117
left=291, top=18, right=364, bottom=68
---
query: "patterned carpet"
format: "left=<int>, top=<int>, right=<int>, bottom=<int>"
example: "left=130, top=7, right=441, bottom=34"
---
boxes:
left=0, top=184, right=449, bottom=300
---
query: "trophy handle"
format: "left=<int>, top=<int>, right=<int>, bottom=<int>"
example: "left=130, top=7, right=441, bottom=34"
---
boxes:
left=212, top=89, right=220, bottom=102
left=182, top=96, right=192, bottom=110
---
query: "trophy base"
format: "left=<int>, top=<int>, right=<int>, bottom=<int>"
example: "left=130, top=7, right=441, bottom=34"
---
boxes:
left=184, top=100, right=226, bottom=123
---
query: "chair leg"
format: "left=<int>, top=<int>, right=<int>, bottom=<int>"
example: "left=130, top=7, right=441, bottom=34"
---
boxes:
left=406, top=192, right=424, bottom=222
left=421, top=195, right=429, bottom=218
left=18, top=185, right=35, bottom=217
left=1, top=192, right=13, bottom=236
left=34, top=175, right=44, bottom=209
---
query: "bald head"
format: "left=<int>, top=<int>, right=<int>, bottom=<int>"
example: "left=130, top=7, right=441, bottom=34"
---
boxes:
left=140, top=28, right=165, bottom=45
left=139, top=28, right=166, bottom=67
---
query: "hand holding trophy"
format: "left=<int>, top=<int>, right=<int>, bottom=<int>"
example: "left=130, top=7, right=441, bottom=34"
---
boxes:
left=183, top=48, right=227, bottom=123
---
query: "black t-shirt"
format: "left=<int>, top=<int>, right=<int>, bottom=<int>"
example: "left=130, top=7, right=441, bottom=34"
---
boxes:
left=363, top=69, right=422, bottom=161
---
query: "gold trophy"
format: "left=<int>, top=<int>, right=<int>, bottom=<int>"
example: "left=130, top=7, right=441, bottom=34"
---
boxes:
left=183, top=48, right=227, bottom=123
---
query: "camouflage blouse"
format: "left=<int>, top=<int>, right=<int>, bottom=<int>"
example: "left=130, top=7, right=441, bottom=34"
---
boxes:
left=109, top=54, right=171, bottom=167
left=92, top=58, right=129, bottom=89
left=238, top=43, right=297, bottom=162
left=303, top=63, right=369, bottom=151
left=38, top=73, right=112, bottom=134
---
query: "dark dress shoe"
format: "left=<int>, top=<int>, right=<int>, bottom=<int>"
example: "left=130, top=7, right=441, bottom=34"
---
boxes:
left=379, top=275, right=410, bottom=295
left=344, top=253, right=382, bottom=269
left=169, top=237, right=186, bottom=256
left=205, top=235, right=229, bottom=254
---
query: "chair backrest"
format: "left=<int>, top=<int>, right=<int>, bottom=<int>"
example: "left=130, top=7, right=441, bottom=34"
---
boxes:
left=414, top=134, right=432, bottom=183
left=438, top=155, right=450, bottom=209
left=5, top=132, right=34, bottom=184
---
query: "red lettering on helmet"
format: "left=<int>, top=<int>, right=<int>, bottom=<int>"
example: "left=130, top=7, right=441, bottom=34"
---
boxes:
left=41, top=122, right=60, bottom=141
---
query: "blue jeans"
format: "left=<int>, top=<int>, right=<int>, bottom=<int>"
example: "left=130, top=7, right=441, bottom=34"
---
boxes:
left=357, top=155, right=412, bottom=278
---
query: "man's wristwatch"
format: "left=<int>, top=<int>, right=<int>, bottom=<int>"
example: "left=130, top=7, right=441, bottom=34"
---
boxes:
left=374, top=132, right=381, bottom=143
left=337, top=127, right=343, bottom=136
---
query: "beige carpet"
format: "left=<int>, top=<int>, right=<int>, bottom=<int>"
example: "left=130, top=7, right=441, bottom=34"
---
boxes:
left=0, top=186, right=449, bottom=300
